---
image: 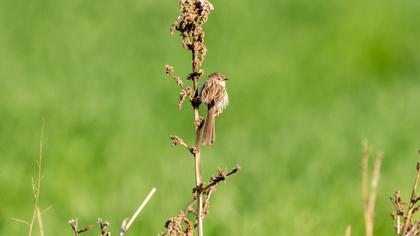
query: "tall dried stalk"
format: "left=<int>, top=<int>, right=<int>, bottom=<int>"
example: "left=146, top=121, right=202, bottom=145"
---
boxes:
left=28, top=118, right=45, bottom=236
left=164, top=1, right=239, bottom=236
left=12, top=118, right=50, bottom=236
left=360, top=140, right=383, bottom=236
left=120, top=187, right=157, bottom=236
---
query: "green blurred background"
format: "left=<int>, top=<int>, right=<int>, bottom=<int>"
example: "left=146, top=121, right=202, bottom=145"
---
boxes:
left=1, top=0, right=420, bottom=235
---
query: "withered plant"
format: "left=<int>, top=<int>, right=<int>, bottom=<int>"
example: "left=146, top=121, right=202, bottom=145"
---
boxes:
left=344, top=140, right=383, bottom=236
left=12, top=118, right=51, bottom=236
left=361, top=140, right=383, bottom=236
left=163, top=0, right=240, bottom=235
left=391, top=160, right=420, bottom=236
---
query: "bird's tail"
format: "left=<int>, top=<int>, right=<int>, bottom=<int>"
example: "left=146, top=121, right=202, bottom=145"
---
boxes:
left=202, top=107, right=216, bottom=146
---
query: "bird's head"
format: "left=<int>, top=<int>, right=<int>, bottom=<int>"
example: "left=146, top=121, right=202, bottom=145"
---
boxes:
left=208, top=72, right=228, bottom=85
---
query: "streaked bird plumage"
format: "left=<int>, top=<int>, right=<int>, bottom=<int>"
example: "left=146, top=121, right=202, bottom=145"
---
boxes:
left=200, top=72, right=229, bottom=145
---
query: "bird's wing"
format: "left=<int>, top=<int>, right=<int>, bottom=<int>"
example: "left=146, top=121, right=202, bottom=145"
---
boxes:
left=200, top=80, right=226, bottom=105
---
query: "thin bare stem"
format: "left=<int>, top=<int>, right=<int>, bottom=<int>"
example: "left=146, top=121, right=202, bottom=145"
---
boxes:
left=36, top=207, right=45, bottom=236
left=170, top=135, right=193, bottom=154
left=120, top=187, right=157, bottom=236
left=11, top=218, right=30, bottom=226
left=344, top=225, right=352, bottom=236
left=361, top=140, right=369, bottom=206
left=187, top=166, right=240, bottom=217
left=368, top=152, right=383, bottom=218
left=361, top=140, right=383, bottom=236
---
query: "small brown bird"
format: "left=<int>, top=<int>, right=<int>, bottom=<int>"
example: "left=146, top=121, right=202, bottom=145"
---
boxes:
left=200, top=72, right=229, bottom=145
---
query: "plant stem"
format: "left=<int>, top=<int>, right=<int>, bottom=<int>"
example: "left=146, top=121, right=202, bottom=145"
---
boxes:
left=191, top=49, right=203, bottom=236
left=192, top=49, right=204, bottom=236
left=29, top=118, right=45, bottom=236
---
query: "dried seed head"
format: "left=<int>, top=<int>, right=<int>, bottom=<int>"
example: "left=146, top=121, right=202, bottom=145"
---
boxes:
left=170, top=0, right=214, bottom=70
left=170, top=135, right=186, bottom=147
left=178, top=87, right=193, bottom=109
left=165, top=65, right=174, bottom=75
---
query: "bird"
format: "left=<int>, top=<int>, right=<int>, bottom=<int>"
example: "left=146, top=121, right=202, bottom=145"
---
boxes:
left=200, top=72, right=229, bottom=145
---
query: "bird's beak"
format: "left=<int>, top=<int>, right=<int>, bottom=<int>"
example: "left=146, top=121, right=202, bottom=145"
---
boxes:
left=224, top=78, right=229, bottom=81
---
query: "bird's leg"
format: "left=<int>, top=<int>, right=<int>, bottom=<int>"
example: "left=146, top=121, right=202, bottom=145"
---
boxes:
left=195, top=116, right=204, bottom=128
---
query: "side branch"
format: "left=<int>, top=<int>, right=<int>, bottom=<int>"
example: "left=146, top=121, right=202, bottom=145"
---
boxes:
left=161, top=166, right=240, bottom=235
left=165, top=65, right=194, bottom=110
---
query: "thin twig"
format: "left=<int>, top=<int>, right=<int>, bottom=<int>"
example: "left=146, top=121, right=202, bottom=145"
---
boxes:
left=186, top=166, right=240, bottom=217
left=11, top=218, right=30, bottom=226
left=161, top=166, right=240, bottom=235
left=120, top=187, right=157, bottom=236
left=170, top=135, right=193, bottom=154
left=40, top=205, right=54, bottom=215
left=361, top=140, right=369, bottom=206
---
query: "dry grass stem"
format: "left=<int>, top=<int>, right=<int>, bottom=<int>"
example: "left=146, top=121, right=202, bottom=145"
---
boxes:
left=120, top=187, right=157, bottom=236
left=13, top=118, right=52, bottom=235
left=36, top=207, right=45, bottom=236
left=344, top=225, right=352, bottom=236
left=11, top=218, right=30, bottom=226
left=28, top=118, right=45, bottom=236
left=360, top=140, right=383, bottom=236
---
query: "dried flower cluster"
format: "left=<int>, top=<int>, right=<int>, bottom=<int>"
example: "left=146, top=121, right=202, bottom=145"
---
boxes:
left=391, top=162, right=420, bottom=236
left=170, top=0, right=214, bottom=69
left=165, top=65, right=193, bottom=110
left=163, top=212, right=194, bottom=236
